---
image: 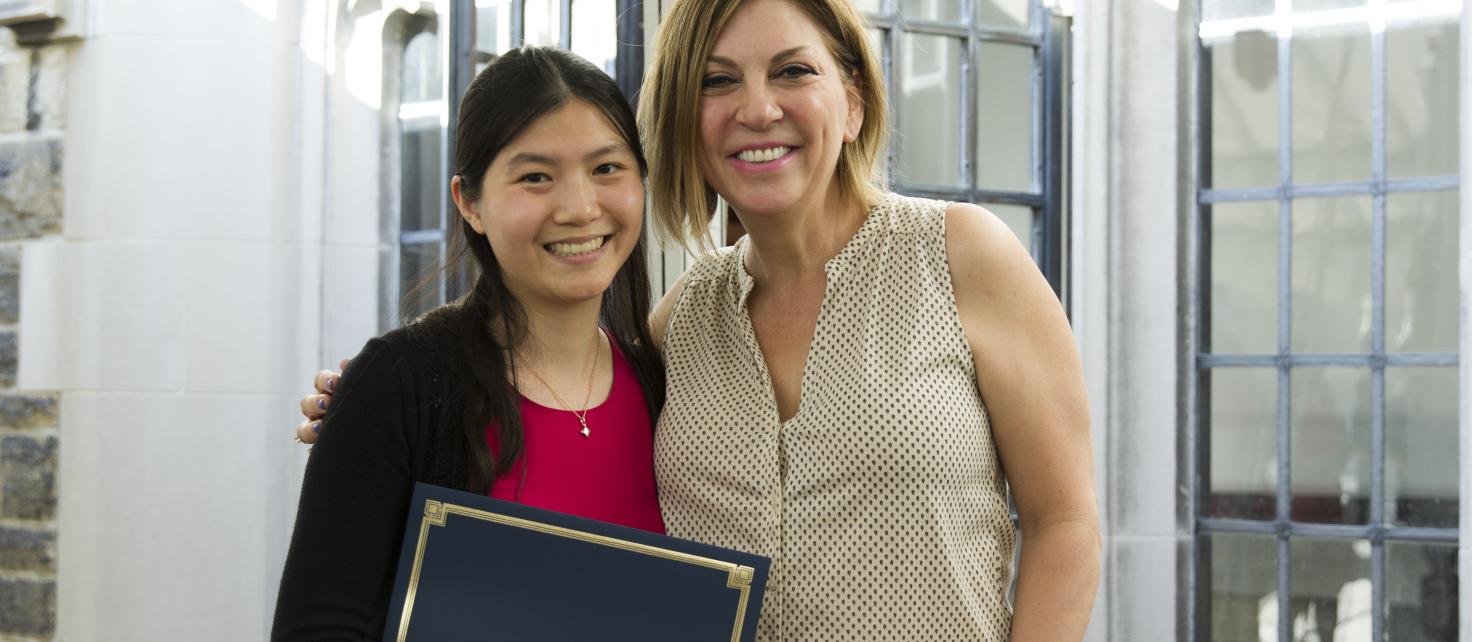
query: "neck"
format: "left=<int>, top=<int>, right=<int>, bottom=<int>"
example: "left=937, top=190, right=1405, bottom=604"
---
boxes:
left=739, top=185, right=867, bottom=287
left=513, top=294, right=605, bottom=374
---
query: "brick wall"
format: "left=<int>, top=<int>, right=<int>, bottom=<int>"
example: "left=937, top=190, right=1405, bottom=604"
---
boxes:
left=0, top=26, right=63, bottom=641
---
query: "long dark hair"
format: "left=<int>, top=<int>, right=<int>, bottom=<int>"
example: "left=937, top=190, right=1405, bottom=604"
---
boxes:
left=445, top=46, right=664, bottom=494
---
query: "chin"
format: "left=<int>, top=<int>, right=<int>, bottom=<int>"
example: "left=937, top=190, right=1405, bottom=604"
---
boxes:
left=555, top=280, right=617, bottom=303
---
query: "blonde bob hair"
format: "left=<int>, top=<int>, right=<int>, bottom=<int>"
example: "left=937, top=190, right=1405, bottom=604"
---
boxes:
left=638, top=0, right=891, bottom=250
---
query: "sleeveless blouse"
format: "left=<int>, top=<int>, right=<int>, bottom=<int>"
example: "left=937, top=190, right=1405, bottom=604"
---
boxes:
left=655, top=193, right=1015, bottom=641
left=487, top=335, right=666, bottom=533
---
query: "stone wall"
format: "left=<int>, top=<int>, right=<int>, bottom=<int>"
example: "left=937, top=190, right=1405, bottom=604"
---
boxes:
left=0, top=26, right=63, bottom=642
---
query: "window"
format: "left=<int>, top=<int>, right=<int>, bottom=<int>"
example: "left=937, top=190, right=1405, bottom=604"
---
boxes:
left=859, top=0, right=1068, bottom=296
left=388, top=13, right=449, bottom=325
left=1196, top=1, right=1461, bottom=640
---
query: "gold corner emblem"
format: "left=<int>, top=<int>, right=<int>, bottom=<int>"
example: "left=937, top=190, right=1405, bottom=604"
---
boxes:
left=425, top=500, right=447, bottom=526
left=728, top=565, right=754, bottom=589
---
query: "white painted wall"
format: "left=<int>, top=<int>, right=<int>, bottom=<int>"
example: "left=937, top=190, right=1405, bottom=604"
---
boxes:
left=15, top=0, right=386, bottom=638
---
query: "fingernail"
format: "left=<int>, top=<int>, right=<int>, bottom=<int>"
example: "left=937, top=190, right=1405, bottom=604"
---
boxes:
left=317, top=397, right=326, bottom=410
left=328, top=376, right=338, bottom=392
left=312, top=421, right=321, bottom=434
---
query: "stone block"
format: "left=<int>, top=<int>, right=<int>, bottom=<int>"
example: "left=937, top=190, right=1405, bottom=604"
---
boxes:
left=0, top=395, right=56, bottom=430
left=0, top=435, right=56, bottom=520
left=0, top=139, right=61, bottom=240
left=0, top=331, right=13, bottom=387
left=31, top=44, right=65, bottom=131
left=0, top=525, right=53, bottom=573
left=0, top=245, right=16, bottom=323
left=0, top=575, right=54, bottom=637
left=0, top=31, right=26, bottom=135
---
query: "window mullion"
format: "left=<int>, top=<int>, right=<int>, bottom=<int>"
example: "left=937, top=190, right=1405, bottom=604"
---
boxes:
left=1274, top=9, right=1294, bottom=638
left=559, top=0, right=572, bottom=49
left=1368, top=3, right=1389, bottom=637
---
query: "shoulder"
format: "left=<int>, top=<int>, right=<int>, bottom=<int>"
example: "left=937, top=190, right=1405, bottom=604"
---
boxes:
left=868, top=191, right=949, bottom=236
left=648, top=245, right=741, bottom=349
left=343, top=303, right=466, bottom=396
left=683, top=244, right=742, bottom=284
left=943, top=202, right=1056, bottom=330
left=944, top=202, right=1036, bottom=291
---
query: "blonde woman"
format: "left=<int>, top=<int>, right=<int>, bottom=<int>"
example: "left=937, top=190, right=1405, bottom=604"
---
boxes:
left=300, top=1, right=1099, bottom=639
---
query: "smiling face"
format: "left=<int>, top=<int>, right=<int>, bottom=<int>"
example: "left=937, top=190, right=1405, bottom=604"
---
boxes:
left=697, top=0, right=865, bottom=221
left=453, top=99, right=644, bottom=308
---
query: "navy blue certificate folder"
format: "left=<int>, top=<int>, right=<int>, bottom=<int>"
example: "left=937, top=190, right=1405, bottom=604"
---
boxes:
left=383, top=483, right=770, bottom=642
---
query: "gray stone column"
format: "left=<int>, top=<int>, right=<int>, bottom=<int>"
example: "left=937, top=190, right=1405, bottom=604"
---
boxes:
left=1073, top=0, right=1192, bottom=639
left=0, top=26, right=64, bottom=642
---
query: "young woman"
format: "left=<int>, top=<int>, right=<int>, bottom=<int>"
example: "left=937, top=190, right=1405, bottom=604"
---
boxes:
left=301, top=0, right=1100, bottom=639
left=272, top=46, right=665, bottom=640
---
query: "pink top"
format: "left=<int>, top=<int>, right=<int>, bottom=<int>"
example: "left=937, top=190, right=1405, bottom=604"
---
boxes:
left=486, top=335, right=666, bottom=534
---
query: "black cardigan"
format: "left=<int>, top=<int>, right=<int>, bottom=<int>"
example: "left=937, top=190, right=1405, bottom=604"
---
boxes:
left=271, top=307, right=477, bottom=641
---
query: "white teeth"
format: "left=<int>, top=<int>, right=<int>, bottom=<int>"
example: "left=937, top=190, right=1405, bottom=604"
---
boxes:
left=736, top=146, right=791, bottom=163
left=548, top=236, right=605, bottom=257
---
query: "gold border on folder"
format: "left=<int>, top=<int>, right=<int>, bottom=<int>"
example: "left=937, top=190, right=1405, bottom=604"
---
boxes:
left=397, top=499, right=757, bottom=642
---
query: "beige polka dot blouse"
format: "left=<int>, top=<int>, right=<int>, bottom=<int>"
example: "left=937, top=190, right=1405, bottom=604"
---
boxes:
left=655, top=193, right=1016, bottom=641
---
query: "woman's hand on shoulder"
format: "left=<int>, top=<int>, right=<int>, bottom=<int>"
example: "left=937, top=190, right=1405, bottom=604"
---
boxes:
left=294, top=358, right=350, bottom=445
left=944, top=202, right=1096, bottom=530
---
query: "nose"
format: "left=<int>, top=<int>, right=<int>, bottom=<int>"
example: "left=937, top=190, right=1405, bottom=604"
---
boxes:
left=734, top=79, right=782, bottom=130
left=553, top=173, right=599, bottom=226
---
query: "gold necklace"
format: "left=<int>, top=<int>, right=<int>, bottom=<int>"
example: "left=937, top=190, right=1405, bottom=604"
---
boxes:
left=519, top=333, right=601, bottom=438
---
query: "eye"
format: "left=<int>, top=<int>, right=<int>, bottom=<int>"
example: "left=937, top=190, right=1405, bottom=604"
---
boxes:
left=518, top=172, right=551, bottom=184
left=777, top=64, right=817, bottom=80
left=702, top=74, right=737, bottom=89
left=593, top=163, right=623, bottom=176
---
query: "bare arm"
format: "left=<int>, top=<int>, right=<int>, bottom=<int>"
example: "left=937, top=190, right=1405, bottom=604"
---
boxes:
left=946, top=203, right=1100, bottom=641
left=647, top=271, right=690, bottom=352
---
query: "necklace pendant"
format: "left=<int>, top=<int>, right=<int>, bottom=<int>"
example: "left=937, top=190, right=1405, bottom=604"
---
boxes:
left=578, top=418, right=590, bottom=438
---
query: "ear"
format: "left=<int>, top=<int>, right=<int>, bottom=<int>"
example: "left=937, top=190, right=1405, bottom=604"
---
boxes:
left=451, top=174, right=486, bottom=235
left=843, top=74, right=865, bottom=144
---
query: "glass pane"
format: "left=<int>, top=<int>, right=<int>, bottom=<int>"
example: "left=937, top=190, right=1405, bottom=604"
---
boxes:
left=1387, top=19, right=1460, bottom=178
left=900, top=0, right=961, bottom=21
left=1386, top=542, right=1459, bottom=641
left=978, top=0, right=1030, bottom=30
left=402, top=31, right=442, bottom=104
left=1296, top=0, right=1367, bottom=10
left=1207, top=30, right=1280, bottom=189
left=1292, top=23, right=1372, bottom=184
left=475, top=0, right=512, bottom=55
left=986, top=204, right=1032, bottom=256
left=523, top=0, right=560, bottom=47
left=1290, top=368, right=1370, bottom=525
left=976, top=43, right=1034, bottom=193
left=1291, top=197, right=1370, bottom=353
left=1208, top=368, right=1277, bottom=520
left=1205, top=532, right=1278, bottom=641
left=1209, top=201, right=1278, bottom=354
left=1201, top=0, right=1274, bottom=22
left=1386, top=367, right=1459, bottom=528
left=898, top=34, right=963, bottom=187
left=855, top=0, right=881, bottom=13
left=571, top=0, right=616, bottom=78
left=1290, top=538, right=1371, bottom=642
left=400, top=120, right=443, bottom=233
left=1387, top=191, right=1459, bottom=352
left=400, top=242, right=443, bottom=320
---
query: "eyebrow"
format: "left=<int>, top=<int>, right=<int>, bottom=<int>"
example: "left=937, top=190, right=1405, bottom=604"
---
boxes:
left=707, top=46, right=810, bottom=69
left=505, top=143, right=631, bottom=169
